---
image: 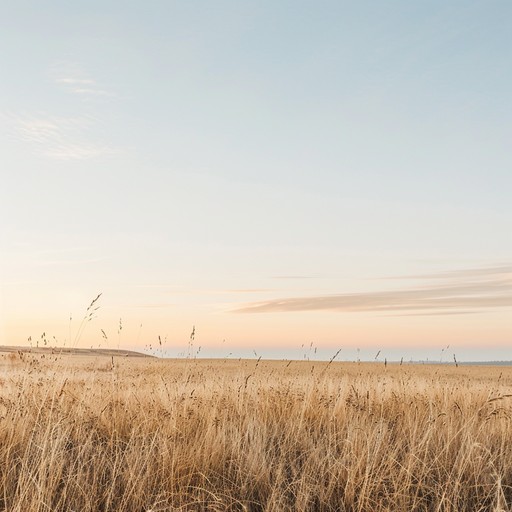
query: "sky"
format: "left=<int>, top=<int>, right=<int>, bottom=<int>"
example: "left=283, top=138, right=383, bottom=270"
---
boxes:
left=1, top=1, right=512, bottom=361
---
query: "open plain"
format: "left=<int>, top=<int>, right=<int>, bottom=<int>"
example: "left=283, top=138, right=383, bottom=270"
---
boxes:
left=1, top=351, right=512, bottom=511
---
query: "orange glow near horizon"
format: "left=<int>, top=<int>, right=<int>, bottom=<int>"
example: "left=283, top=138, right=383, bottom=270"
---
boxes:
left=3, top=263, right=512, bottom=355
left=3, top=299, right=511, bottom=356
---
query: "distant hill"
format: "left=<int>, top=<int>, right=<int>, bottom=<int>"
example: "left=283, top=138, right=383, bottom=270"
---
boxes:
left=0, top=346, right=152, bottom=358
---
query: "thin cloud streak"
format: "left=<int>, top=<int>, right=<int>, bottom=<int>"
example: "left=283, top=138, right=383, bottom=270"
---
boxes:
left=236, top=265, right=512, bottom=315
left=387, top=264, right=512, bottom=281
left=54, top=67, right=115, bottom=98
left=55, top=78, right=95, bottom=85
left=3, top=112, right=118, bottom=160
left=272, top=275, right=317, bottom=280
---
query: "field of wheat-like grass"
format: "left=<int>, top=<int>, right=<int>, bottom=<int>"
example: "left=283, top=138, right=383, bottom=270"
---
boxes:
left=1, top=352, right=512, bottom=511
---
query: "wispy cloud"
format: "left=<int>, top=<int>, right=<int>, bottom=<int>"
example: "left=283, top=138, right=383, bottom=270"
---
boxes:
left=395, top=265, right=512, bottom=281
left=0, top=62, right=121, bottom=160
left=272, top=275, right=317, bottom=280
left=55, top=78, right=95, bottom=85
left=3, top=111, right=118, bottom=160
left=236, top=265, right=512, bottom=316
left=131, top=285, right=274, bottom=295
left=53, top=63, right=115, bottom=98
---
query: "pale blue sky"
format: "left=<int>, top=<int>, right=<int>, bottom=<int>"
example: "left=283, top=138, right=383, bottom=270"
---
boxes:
left=1, top=1, right=512, bottom=360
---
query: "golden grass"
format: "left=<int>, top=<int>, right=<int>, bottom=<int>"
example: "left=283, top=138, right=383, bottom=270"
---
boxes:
left=1, top=352, right=512, bottom=511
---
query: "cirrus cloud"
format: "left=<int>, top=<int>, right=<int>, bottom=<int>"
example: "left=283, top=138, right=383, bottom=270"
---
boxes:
left=236, top=265, right=512, bottom=316
left=3, top=111, right=118, bottom=160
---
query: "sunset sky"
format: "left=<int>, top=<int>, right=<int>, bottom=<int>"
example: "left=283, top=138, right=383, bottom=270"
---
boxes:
left=1, top=1, right=511, bottom=361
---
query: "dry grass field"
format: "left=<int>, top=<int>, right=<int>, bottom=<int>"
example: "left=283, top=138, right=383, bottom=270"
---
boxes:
left=1, top=351, right=512, bottom=511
